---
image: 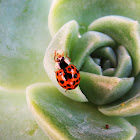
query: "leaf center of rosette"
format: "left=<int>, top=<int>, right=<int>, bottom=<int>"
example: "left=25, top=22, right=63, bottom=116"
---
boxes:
left=69, top=29, right=134, bottom=105
left=44, top=17, right=136, bottom=105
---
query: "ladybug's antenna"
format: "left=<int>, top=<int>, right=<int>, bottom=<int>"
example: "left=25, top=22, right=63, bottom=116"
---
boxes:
left=66, top=53, right=71, bottom=62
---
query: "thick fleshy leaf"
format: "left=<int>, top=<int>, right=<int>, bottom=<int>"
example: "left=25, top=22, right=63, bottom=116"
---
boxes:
left=114, top=46, right=132, bottom=78
left=71, top=31, right=115, bottom=69
left=88, top=16, right=140, bottom=76
left=81, top=56, right=102, bottom=75
left=0, top=88, right=48, bottom=140
left=91, top=47, right=117, bottom=68
left=98, top=74, right=140, bottom=117
left=102, top=60, right=112, bottom=70
left=127, top=115, right=140, bottom=140
left=80, top=72, right=134, bottom=105
left=0, top=0, right=52, bottom=90
left=93, top=58, right=101, bottom=65
left=103, top=68, right=115, bottom=76
left=49, top=0, right=140, bottom=36
left=44, top=20, right=88, bottom=102
left=26, top=83, right=136, bottom=140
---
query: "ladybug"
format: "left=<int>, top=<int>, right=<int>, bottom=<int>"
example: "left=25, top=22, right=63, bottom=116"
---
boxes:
left=54, top=50, right=80, bottom=91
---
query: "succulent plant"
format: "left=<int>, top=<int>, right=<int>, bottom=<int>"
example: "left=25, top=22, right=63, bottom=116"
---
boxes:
left=1, top=0, right=140, bottom=140
left=26, top=0, right=140, bottom=140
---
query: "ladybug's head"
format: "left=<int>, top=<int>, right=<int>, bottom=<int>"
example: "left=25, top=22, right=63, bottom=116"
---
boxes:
left=54, top=50, right=65, bottom=69
left=54, top=50, right=64, bottom=62
left=54, top=50, right=70, bottom=70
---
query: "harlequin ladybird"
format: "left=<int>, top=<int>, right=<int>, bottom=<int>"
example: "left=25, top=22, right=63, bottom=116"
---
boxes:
left=54, top=50, right=80, bottom=91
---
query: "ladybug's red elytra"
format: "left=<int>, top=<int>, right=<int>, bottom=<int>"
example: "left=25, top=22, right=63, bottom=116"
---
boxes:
left=54, top=50, right=80, bottom=91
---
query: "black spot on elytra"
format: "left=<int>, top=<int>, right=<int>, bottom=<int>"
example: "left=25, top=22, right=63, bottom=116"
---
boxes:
left=76, top=80, right=78, bottom=83
left=67, top=73, right=72, bottom=79
left=57, top=79, right=59, bottom=82
left=67, top=84, right=71, bottom=87
left=71, top=65, right=74, bottom=69
left=76, top=69, right=79, bottom=73
left=73, top=81, right=75, bottom=85
left=79, top=77, right=80, bottom=80
left=75, top=84, right=78, bottom=88
left=74, top=74, right=77, bottom=78
left=64, top=86, right=66, bottom=88
left=68, top=88, right=72, bottom=90
left=60, top=80, right=64, bottom=84
left=68, top=68, right=71, bottom=71
left=57, top=72, right=58, bottom=76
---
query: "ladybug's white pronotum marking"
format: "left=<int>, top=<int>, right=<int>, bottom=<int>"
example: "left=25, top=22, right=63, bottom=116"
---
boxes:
left=54, top=50, right=70, bottom=70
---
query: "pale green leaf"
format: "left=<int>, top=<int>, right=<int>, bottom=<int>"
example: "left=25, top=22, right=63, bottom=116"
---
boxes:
left=26, top=83, right=136, bottom=140
left=98, top=74, right=140, bottom=117
left=49, top=0, right=140, bottom=36
left=80, top=72, right=134, bottom=105
left=0, top=87, right=49, bottom=140
left=0, top=0, right=52, bottom=90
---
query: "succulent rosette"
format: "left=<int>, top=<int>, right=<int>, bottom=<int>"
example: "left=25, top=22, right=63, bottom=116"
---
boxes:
left=1, top=0, right=140, bottom=140
left=26, top=0, right=140, bottom=140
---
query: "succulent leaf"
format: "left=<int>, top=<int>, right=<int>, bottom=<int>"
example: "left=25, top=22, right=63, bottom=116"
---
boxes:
left=127, top=115, right=140, bottom=140
left=0, top=0, right=52, bottom=90
left=49, top=0, right=140, bottom=36
left=80, top=72, right=134, bottom=105
left=0, top=88, right=48, bottom=140
left=81, top=56, right=102, bottom=75
left=98, top=74, right=140, bottom=117
left=26, top=83, right=136, bottom=140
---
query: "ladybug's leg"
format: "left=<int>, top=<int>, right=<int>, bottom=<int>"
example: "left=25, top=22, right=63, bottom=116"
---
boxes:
left=54, top=51, right=56, bottom=60
left=54, top=50, right=58, bottom=62
left=54, top=50, right=57, bottom=61
left=65, top=89, right=67, bottom=92
left=66, top=53, right=71, bottom=62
